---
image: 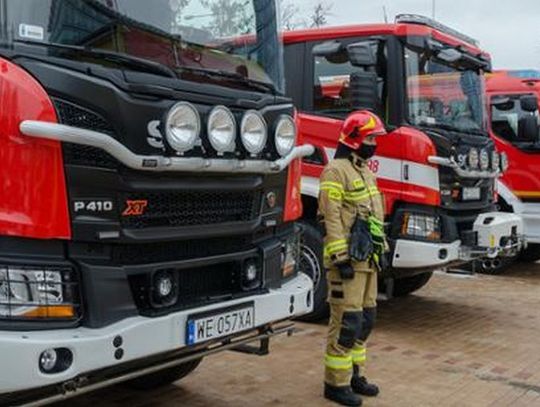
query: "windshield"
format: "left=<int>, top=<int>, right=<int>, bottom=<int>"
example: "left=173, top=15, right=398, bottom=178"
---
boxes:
left=405, top=46, right=487, bottom=134
left=0, top=0, right=284, bottom=93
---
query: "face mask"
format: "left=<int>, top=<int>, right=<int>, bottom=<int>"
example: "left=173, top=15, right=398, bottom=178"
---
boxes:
left=358, top=143, right=377, bottom=160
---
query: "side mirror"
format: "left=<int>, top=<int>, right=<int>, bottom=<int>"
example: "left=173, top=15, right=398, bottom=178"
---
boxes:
left=348, top=72, right=380, bottom=112
left=313, top=41, right=343, bottom=57
left=518, top=115, right=540, bottom=142
left=492, top=97, right=515, bottom=111
left=346, top=42, right=376, bottom=67
left=520, top=95, right=538, bottom=113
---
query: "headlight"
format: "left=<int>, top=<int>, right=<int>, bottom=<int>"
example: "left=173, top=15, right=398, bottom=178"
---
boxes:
left=400, top=213, right=441, bottom=241
left=468, top=148, right=479, bottom=169
left=165, top=102, right=201, bottom=153
left=207, top=106, right=236, bottom=154
left=500, top=152, right=509, bottom=172
left=274, top=115, right=297, bottom=157
left=241, top=110, right=267, bottom=155
left=492, top=151, right=500, bottom=172
left=0, top=266, right=79, bottom=320
left=479, top=149, right=489, bottom=171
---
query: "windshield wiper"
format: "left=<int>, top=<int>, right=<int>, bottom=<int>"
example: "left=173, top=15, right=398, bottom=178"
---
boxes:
left=13, top=39, right=177, bottom=78
left=174, top=65, right=277, bottom=94
left=416, top=121, right=485, bottom=136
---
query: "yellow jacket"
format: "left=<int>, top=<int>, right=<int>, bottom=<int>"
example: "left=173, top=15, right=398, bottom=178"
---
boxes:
left=318, top=154, right=386, bottom=271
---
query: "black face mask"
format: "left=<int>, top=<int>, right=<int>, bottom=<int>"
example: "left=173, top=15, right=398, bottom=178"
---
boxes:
left=358, top=143, right=377, bottom=160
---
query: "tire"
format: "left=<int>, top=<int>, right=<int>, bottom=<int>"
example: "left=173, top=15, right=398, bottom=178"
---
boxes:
left=519, top=244, right=540, bottom=263
left=390, top=272, right=433, bottom=297
left=125, top=359, right=202, bottom=390
left=296, top=221, right=329, bottom=322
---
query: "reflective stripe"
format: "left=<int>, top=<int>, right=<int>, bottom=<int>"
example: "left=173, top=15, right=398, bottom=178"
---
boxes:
left=324, top=239, right=349, bottom=257
left=325, top=354, right=353, bottom=370
left=321, top=181, right=344, bottom=191
left=321, top=182, right=344, bottom=201
left=352, top=346, right=367, bottom=364
left=344, top=186, right=380, bottom=202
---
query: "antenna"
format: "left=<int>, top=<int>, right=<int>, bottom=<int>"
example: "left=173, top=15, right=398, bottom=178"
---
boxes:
left=382, top=6, right=389, bottom=24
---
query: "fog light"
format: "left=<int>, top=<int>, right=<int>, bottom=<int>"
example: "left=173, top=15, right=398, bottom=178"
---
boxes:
left=242, top=261, right=260, bottom=290
left=151, top=270, right=178, bottom=308
left=40, top=349, right=58, bottom=372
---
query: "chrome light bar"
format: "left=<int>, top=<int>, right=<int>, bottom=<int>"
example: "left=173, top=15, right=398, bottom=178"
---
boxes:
left=20, top=121, right=314, bottom=174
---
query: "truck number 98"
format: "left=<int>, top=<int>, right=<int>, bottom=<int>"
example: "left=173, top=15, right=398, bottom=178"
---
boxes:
left=367, top=159, right=380, bottom=173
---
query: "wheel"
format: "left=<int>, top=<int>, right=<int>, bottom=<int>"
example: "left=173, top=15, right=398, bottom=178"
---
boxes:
left=473, top=256, right=517, bottom=275
left=125, top=359, right=202, bottom=390
left=296, top=221, right=329, bottom=322
left=519, top=244, right=540, bottom=263
left=389, top=272, right=433, bottom=297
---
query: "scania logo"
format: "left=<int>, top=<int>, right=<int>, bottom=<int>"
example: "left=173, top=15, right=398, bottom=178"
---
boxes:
left=122, top=200, right=148, bottom=216
left=147, top=120, right=164, bottom=149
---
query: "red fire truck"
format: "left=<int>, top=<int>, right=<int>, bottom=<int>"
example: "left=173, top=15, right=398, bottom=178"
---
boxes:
left=0, top=0, right=313, bottom=404
left=282, top=15, right=524, bottom=319
left=485, top=70, right=540, bottom=270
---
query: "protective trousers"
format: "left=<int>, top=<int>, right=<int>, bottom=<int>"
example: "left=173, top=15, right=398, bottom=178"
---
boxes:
left=324, top=266, right=377, bottom=387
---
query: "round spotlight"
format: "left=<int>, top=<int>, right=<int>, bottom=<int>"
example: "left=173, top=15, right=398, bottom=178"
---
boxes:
left=165, top=102, right=201, bottom=153
left=156, top=274, right=173, bottom=298
left=468, top=148, right=479, bottom=169
left=207, top=106, right=236, bottom=153
left=480, top=149, right=489, bottom=171
left=274, top=115, right=297, bottom=157
left=241, top=110, right=267, bottom=155
left=152, top=270, right=177, bottom=307
left=492, top=151, right=500, bottom=172
left=40, top=349, right=58, bottom=373
left=245, top=263, right=258, bottom=282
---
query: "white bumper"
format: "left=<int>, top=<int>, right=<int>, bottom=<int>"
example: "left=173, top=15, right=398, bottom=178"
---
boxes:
left=0, top=273, right=312, bottom=394
left=513, top=203, right=540, bottom=244
left=392, top=212, right=524, bottom=269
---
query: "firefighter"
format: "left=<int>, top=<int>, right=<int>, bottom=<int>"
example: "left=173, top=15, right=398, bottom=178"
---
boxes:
left=320, top=111, right=387, bottom=406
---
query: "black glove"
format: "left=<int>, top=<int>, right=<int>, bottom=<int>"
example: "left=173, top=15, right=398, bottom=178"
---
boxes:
left=337, top=262, right=355, bottom=280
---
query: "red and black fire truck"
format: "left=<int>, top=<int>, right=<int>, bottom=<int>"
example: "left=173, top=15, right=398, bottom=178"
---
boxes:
left=485, top=69, right=540, bottom=270
left=282, top=15, right=524, bottom=318
left=0, top=0, right=314, bottom=404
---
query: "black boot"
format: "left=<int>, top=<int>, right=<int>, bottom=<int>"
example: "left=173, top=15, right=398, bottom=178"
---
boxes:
left=324, top=383, right=363, bottom=406
left=351, top=375, right=379, bottom=397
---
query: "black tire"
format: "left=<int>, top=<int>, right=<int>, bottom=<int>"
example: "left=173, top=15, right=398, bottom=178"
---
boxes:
left=519, top=244, right=540, bottom=263
left=125, top=359, right=202, bottom=390
left=391, top=272, right=433, bottom=297
left=296, top=221, right=329, bottom=322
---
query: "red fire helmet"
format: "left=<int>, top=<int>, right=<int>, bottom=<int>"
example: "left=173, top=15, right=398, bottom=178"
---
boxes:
left=339, top=111, right=387, bottom=150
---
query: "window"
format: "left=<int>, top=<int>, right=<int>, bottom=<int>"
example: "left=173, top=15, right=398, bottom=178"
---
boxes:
left=491, top=94, right=539, bottom=143
left=312, top=40, right=386, bottom=118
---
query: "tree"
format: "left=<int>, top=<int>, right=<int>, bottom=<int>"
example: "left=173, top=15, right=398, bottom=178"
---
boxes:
left=279, top=0, right=305, bottom=31
left=310, top=1, right=333, bottom=28
left=201, top=0, right=254, bottom=37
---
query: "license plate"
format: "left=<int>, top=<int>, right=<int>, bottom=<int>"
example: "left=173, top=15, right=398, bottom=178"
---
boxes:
left=462, top=187, right=481, bottom=201
left=186, top=304, right=255, bottom=345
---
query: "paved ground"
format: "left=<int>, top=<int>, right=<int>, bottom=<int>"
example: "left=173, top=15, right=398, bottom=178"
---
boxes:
left=55, top=263, right=540, bottom=407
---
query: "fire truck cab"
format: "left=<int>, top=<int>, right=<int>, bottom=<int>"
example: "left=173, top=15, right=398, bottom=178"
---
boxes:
left=0, top=0, right=313, bottom=404
left=282, top=15, right=524, bottom=318
left=486, top=70, right=540, bottom=266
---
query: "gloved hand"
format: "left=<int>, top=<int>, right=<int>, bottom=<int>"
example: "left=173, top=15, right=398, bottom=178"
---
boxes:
left=337, top=262, right=355, bottom=280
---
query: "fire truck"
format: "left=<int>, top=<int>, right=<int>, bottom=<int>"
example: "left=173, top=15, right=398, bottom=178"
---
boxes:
left=282, top=15, right=524, bottom=319
left=485, top=69, right=540, bottom=271
left=0, top=0, right=314, bottom=404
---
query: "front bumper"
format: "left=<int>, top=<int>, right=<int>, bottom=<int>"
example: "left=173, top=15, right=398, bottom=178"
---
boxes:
left=392, top=211, right=524, bottom=269
left=0, top=273, right=312, bottom=395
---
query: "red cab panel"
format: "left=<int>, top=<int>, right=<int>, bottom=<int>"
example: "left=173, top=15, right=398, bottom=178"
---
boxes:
left=0, top=58, right=71, bottom=239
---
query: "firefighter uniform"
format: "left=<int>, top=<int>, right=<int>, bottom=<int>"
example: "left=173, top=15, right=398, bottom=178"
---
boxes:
left=319, top=153, right=385, bottom=388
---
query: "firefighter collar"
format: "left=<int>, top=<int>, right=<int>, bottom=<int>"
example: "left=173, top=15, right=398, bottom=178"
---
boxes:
left=349, top=153, right=367, bottom=170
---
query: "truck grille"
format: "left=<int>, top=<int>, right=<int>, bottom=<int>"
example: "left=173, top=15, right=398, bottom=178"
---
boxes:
left=120, top=190, right=262, bottom=229
left=111, top=237, right=252, bottom=265
left=129, top=262, right=265, bottom=316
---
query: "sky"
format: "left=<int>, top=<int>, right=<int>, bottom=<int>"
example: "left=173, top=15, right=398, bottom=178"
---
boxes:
left=291, top=0, right=540, bottom=70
